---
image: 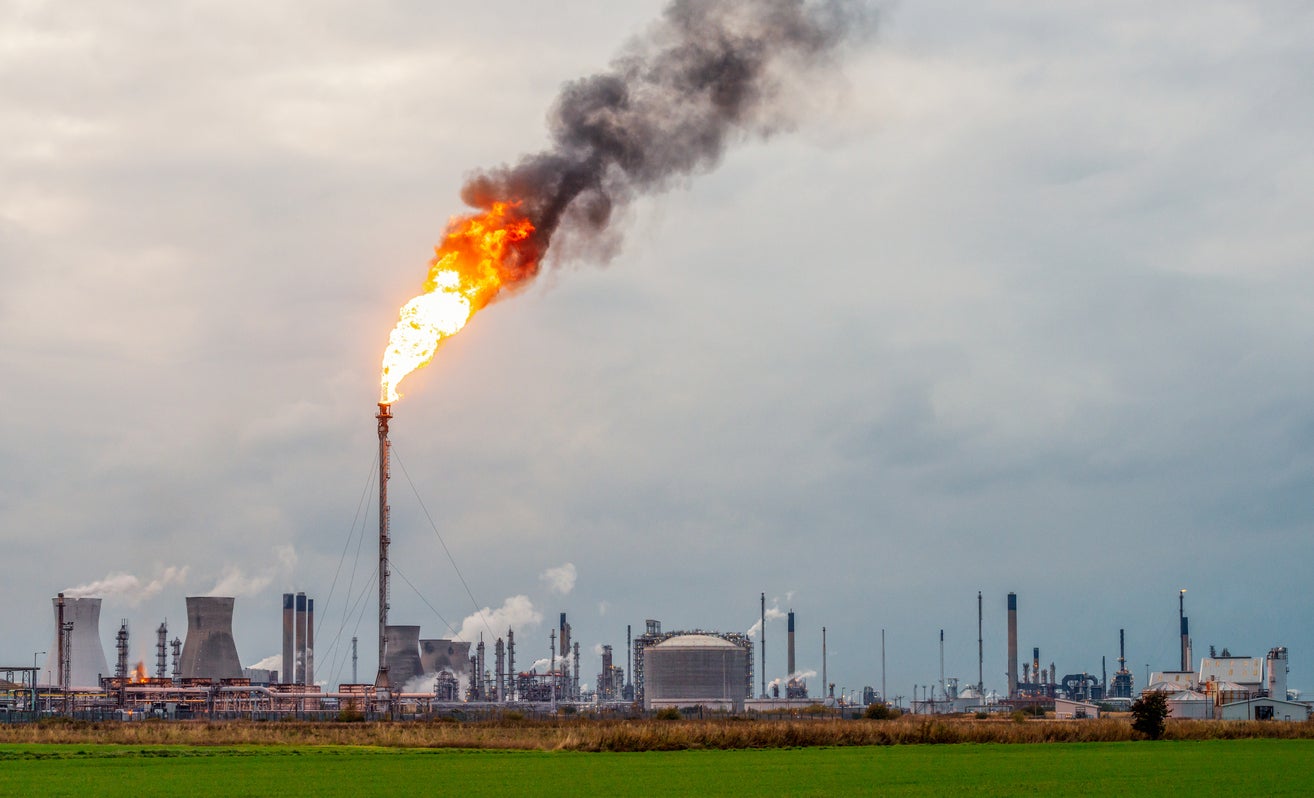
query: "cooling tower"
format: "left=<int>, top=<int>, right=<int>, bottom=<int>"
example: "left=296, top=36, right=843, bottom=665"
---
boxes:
left=179, top=596, right=243, bottom=680
left=43, top=596, right=111, bottom=688
left=1006, top=593, right=1018, bottom=698
left=385, top=625, right=423, bottom=688
left=420, top=639, right=472, bottom=676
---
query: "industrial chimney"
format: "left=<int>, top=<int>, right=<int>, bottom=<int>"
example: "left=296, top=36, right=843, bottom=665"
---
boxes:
left=1178, top=589, right=1190, bottom=673
left=179, top=596, right=243, bottom=680
left=295, top=592, right=307, bottom=684
left=306, top=597, right=314, bottom=686
left=281, top=593, right=294, bottom=684
left=787, top=610, right=796, bottom=677
left=1006, top=593, right=1018, bottom=698
left=43, top=596, right=110, bottom=689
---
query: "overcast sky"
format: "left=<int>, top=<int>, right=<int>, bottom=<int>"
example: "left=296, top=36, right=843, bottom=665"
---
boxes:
left=3, top=1, right=1312, bottom=700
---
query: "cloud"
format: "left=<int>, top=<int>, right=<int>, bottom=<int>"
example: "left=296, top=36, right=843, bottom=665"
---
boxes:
left=597, top=600, right=609, bottom=616
left=456, top=595, right=541, bottom=643
left=539, top=563, right=577, bottom=595
left=64, top=566, right=188, bottom=606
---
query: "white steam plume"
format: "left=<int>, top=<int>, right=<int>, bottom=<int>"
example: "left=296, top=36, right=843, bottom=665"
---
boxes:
left=456, top=595, right=541, bottom=643
left=746, top=605, right=787, bottom=637
left=64, top=566, right=188, bottom=606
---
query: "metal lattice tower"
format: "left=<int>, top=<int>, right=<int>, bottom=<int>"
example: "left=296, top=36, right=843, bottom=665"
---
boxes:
left=115, top=621, right=129, bottom=680
left=156, top=622, right=168, bottom=679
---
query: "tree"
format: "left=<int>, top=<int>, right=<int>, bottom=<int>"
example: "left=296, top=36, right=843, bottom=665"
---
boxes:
left=1130, top=691, right=1169, bottom=740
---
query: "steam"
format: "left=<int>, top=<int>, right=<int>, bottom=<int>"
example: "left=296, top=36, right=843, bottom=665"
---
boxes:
left=539, top=562, right=577, bottom=595
left=64, top=566, right=188, bottom=606
left=456, top=594, right=541, bottom=643
left=462, top=0, right=875, bottom=275
left=206, top=545, right=297, bottom=597
left=747, top=604, right=787, bottom=637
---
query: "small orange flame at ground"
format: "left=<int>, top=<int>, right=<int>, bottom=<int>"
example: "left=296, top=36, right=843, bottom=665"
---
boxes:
left=380, top=201, right=536, bottom=405
left=131, top=661, right=147, bottom=683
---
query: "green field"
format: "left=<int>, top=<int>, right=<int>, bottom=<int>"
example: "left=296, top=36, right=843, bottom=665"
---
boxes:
left=1, top=739, right=1311, bottom=796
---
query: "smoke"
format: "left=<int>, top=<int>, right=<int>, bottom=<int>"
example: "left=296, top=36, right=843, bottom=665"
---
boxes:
left=460, top=0, right=875, bottom=277
left=746, top=604, right=787, bottom=637
left=247, top=654, right=280, bottom=671
left=206, top=545, right=297, bottom=597
left=456, top=595, right=542, bottom=643
left=539, top=562, right=577, bottom=595
left=64, top=566, right=188, bottom=606
left=790, top=669, right=817, bottom=681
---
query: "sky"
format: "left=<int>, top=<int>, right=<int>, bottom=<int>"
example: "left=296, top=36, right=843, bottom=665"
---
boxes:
left=2, top=0, right=1313, bottom=701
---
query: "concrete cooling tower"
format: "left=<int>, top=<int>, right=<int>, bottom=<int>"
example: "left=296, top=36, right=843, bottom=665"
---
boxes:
left=179, top=596, right=243, bottom=680
left=43, top=596, right=111, bottom=688
left=420, top=639, right=472, bottom=677
left=385, top=625, right=423, bottom=687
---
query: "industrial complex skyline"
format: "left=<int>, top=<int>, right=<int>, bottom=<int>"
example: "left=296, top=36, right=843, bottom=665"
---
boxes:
left=3, top=1, right=1313, bottom=702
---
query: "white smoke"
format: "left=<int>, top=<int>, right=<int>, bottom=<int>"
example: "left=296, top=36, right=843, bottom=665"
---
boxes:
left=64, top=566, right=188, bottom=606
left=539, top=563, right=577, bottom=595
left=456, top=595, right=541, bottom=643
left=208, top=567, right=272, bottom=597
left=247, top=654, right=281, bottom=671
left=403, top=672, right=437, bottom=694
left=529, top=657, right=553, bottom=672
left=593, top=642, right=605, bottom=656
left=790, top=669, right=817, bottom=681
left=746, top=605, right=787, bottom=637
left=597, top=600, right=609, bottom=616
left=207, top=544, right=297, bottom=597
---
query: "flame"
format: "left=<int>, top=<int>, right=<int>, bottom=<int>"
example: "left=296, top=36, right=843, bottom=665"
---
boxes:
left=131, top=661, right=147, bottom=683
left=380, top=201, right=537, bottom=404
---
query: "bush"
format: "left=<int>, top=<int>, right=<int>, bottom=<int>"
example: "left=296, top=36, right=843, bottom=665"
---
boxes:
left=864, top=703, right=898, bottom=720
left=1011, top=710, right=1029, bottom=723
left=335, top=708, right=365, bottom=723
left=974, top=712, right=989, bottom=720
left=1131, top=691, right=1169, bottom=740
left=655, top=708, right=681, bottom=721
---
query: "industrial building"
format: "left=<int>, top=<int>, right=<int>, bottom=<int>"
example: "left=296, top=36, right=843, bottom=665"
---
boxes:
left=633, top=620, right=753, bottom=710
left=178, top=597, right=244, bottom=681
left=41, top=595, right=110, bottom=689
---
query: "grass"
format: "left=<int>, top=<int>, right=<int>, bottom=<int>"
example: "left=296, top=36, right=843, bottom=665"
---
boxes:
left=1, top=739, right=1312, bottom=796
left=3, top=716, right=1314, bottom=750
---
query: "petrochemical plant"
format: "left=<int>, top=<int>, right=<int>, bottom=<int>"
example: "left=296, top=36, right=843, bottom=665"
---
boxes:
left=1, top=407, right=1305, bottom=721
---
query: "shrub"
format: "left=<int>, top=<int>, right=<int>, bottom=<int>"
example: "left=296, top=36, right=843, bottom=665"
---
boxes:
left=864, top=703, right=898, bottom=720
left=335, top=708, right=365, bottom=723
left=974, top=712, right=989, bottom=720
left=655, top=708, right=681, bottom=721
left=1131, top=692, right=1169, bottom=740
left=1011, top=710, right=1029, bottom=724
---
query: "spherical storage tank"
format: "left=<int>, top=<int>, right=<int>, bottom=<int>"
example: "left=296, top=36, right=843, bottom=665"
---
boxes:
left=644, top=634, right=748, bottom=712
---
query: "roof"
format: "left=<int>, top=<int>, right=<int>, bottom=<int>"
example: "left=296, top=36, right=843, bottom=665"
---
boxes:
left=1220, top=697, right=1308, bottom=709
left=653, top=634, right=738, bottom=649
left=1167, top=690, right=1208, bottom=701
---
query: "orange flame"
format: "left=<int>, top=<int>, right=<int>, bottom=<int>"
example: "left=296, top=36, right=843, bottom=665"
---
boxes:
left=380, top=202, right=537, bottom=405
left=131, top=661, right=147, bottom=683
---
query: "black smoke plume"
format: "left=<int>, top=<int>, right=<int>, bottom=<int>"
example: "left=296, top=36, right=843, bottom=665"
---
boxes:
left=459, top=0, right=875, bottom=282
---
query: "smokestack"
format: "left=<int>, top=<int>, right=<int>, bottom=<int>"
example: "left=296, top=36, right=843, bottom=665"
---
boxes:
left=375, top=403, right=392, bottom=690
left=1033, top=647, right=1040, bottom=685
left=179, top=597, right=243, bottom=680
left=760, top=592, right=766, bottom=698
left=1006, top=593, right=1018, bottom=698
left=787, top=610, right=796, bottom=677
left=45, top=595, right=109, bottom=689
left=282, top=593, right=294, bottom=685
left=306, top=598, right=314, bottom=686
left=295, top=592, right=307, bottom=684
left=821, top=626, right=827, bottom=703
left=940, top=629, right=945, bottom=699
left=1179, top=589, right=1189, bottom=672
left=977, top=591, right=984, bottom=696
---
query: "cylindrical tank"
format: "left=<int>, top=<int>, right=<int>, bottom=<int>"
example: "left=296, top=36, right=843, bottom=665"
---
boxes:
left=179, top=596, right=243, bottom=680
left=1267, top=647, right=1288, bottom=700
left=44, top=596, right=111, bottom=688
left=643, top=634, right=749, bottom=712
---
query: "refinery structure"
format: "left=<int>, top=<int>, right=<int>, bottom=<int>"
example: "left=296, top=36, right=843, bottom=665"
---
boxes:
left=0, top=408, right=1305, bottom=721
